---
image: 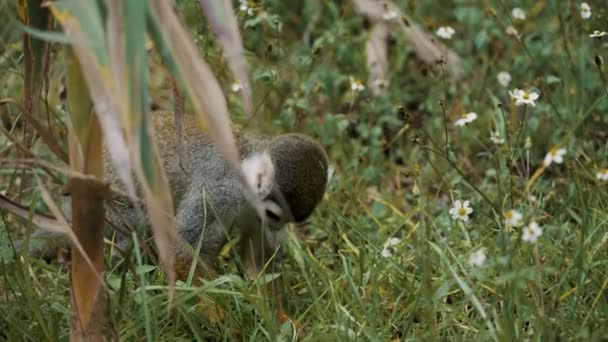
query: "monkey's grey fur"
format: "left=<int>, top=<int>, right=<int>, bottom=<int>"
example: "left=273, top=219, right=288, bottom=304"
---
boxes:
left=27, top=112, right=329, bottom=278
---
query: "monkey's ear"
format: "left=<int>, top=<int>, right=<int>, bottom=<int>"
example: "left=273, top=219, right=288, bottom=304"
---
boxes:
left=241, top=152, right=275, bottom=199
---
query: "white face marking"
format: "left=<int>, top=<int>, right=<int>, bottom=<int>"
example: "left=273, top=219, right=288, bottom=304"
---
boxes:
left=241, top=152, right=275, bottom=199
left=262, top=199, right=283, bottom=223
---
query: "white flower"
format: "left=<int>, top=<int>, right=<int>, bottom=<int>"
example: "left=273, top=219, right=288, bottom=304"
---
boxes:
left=504, top=209, right=524, bottom=227
left=231, top=80, right=243, bottom=93
left=436, top=26, right=455, bottom=40
left=455, top=112, right=478, bottom=127
left=469, top=249, right=487, bottom=267
left=589, top=31, right=608, bottom=38
left=386, top=237, right=401, bottom=247
left=511, top=8, right=526, bottom=20
left=522, top=221, right=543, bottom=243
left=383, top=10, right=399, bottom=21
left=505, top=25, right=519, bottom=36
left=497, top=71, right=512, bottom=87
left=350, top=77, right=365, bottom=92
left=581, top=3, right=591, bottom=19
left=239, top=0, right=254, bottom=16
left=508, top=88, right=523, bottom=99
left=509, top=88, right=540, bottom=106
left=449, top=200, right=473, bottom=222
left=380, top=236, right=401, bottom=258
left=381, top=246, right=392, bottom=258
left=490, top=131, right=505, bottom=145
left=596, top=168, right=608, bottom=181
left=543, top=148, right=567, bottom=167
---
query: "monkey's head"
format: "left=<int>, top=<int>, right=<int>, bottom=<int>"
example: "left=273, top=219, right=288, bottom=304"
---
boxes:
left=242, top=133, right=329, bottom=227
left=268, top=133, right=329, bottom=223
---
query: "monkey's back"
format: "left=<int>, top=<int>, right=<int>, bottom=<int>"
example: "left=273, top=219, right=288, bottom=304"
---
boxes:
left=104, top=111, right=266, bottom=221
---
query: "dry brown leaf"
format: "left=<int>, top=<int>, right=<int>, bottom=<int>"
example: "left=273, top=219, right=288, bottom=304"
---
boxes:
left=131, top=137, right=177, bottom=289
left=60, top=18, right=140, bottom=214
left=35, top=175, right=107, bottom=287
left=105, top=0, right=128, bottom=122
left=59, top=176, right=109, bottom=338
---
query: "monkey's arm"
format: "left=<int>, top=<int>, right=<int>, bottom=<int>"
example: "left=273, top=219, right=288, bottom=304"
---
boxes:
left=238, top=224, right=286, bottom=278
left=174, top=177, right=242, bottom=276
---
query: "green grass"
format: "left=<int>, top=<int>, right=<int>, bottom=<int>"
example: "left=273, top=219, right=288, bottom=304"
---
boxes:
left=2, top=0, right=608, bottom=340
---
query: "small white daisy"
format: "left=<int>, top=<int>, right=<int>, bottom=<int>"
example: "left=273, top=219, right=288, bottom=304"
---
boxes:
left=505, top=25, right=519, bottom=36
left=504, top=209, right=524, bottom=227
left=509, top=88, right=540, bottom=106
left=381, top=246, right=392, bottom=258
left=380, top=236, right=401, bottom=258
left=469, top=249, right=487, bottom=267
left=522, top=221, right=543, bottom=243
left=231, top=80, right=243, bottom=93
left=543, top=148, right=567, bottom=167
left=386, top=237, right=401, bottom=247
left=239, top=0, right=254, bottom=16
left=350, top=77, right=365, bottom=92
left=490, top=131, right=505, bottom=145
left=383, top=10, right=399, bottom=21
left=511, top=8, right=526, bottom=20
left=436, top=26, right=455, bottom=40
left=581, top=3, right=591, bottom=19
left=589, top=31, right=608, bottom=38
left=596, top=168, right=608, bottom=181
left=455, top=112, right=478, bottom=127
left=497, top=71, right=512, bottom=87
left=449, top=200, right=473, bottom=222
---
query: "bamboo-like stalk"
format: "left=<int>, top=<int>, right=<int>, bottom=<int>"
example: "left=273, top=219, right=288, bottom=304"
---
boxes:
left=65, top=49, right=107, bottom=341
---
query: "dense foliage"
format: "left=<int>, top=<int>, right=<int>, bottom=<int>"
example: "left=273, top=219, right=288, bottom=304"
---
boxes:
left=1, top=0, right=607, bottom=340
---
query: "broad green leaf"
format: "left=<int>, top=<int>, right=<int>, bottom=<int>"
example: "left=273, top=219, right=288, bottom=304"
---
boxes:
left=51, top=0, right=140, bottom=213
left=51, top=0, right=107, bottom=64
left=106, top=0, right=177, bottom=290
left=65, top=48, right=92, bottom=155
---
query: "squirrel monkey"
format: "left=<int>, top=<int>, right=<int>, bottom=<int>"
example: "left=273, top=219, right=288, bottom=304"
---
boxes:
left=106, top=112, right=329, bottom=277
left=1, top=111, right=329, bottom=277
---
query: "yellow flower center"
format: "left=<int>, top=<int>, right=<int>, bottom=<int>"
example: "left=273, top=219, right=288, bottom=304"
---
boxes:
left=550, top=148, right=558, bottom=156
left=523, top=92, right=529, bottom=99
left=458, top=207, right=467, bottom=216
left=505, top=210, right=513, bottom=219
